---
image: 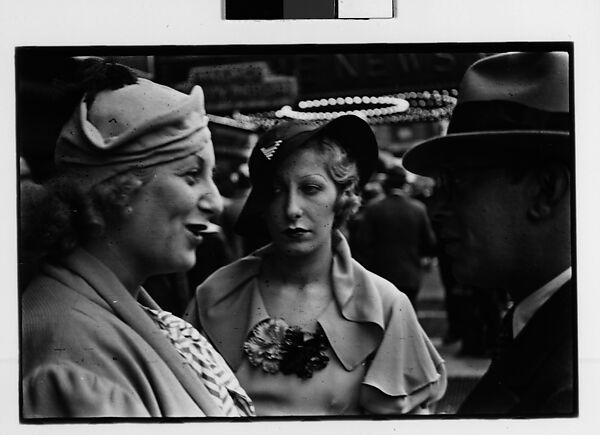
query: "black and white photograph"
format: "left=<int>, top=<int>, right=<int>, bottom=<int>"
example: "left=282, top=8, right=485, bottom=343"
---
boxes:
left=16, top=44, right=576, bottom=420
left=3, top=1, right=600, bottom=434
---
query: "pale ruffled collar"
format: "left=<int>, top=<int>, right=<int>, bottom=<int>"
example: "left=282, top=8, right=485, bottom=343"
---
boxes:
left=196, top=231, right=387, bottom=372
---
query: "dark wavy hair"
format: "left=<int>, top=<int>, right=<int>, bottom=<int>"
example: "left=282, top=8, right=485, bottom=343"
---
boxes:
left=22, top=169, right=154, bottom=264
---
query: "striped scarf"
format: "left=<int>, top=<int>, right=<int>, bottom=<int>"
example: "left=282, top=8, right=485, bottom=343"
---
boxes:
left=140, top=305, right=255, bottom=417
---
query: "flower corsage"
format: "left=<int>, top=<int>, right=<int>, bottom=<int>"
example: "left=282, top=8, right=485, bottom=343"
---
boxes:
left=242, top=318, right=330, bottom=379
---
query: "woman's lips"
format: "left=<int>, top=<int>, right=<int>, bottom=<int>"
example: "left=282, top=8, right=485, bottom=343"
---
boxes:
left=185, top=223, right=210, bottom=244
left=283, top=228, right=310, bottom=239
left=186, top=223, right=208, bottom=236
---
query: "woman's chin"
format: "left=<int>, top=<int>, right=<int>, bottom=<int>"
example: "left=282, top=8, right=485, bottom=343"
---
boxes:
left=162, top=252, right=198, bottom=274
left=275, top=241, right=319, bottom=258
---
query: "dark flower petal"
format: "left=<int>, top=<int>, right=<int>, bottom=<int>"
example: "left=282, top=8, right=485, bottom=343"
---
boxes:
left=244, top=318, right=330, bottom=379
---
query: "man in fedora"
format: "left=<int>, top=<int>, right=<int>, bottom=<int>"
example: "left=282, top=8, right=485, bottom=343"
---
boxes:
left=403, top=52, right=574, bottom=416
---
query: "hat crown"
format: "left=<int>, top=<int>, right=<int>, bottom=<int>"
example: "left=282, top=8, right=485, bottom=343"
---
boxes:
left=459, top=52, right=569, bottom=113
left=55, top=78, right=211, bottom=188
left=249, top=120, right=321, bottom=179
left=401, top=51, right=571, bottom=177
left=88, top=78, right=192, bottom=140
left=257, top=120, right=317, bottom=149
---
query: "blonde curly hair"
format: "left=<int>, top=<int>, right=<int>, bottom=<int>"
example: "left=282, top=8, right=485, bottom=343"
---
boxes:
left=302, top=136, right=362, bottom=228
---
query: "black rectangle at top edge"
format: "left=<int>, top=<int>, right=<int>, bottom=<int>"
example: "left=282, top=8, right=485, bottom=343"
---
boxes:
left=226, top=0, right=284, bottom=20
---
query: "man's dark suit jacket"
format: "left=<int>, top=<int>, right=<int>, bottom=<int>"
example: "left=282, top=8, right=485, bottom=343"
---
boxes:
left=458, top=281, right=576, bottom=416
left=353, top=193, right=436, bottom=296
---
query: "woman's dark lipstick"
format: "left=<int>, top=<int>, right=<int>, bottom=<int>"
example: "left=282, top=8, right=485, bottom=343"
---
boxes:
left=283, top=228, right=310, bottom=238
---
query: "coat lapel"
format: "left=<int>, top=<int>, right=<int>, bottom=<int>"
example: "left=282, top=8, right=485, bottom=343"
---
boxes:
left=62, top=248, right=224, bottom=416
left=496, top=281, right=573, bottom=390
left=194, top=254, right=263, bottom=370
left=319, top=232, right=383, bottom=371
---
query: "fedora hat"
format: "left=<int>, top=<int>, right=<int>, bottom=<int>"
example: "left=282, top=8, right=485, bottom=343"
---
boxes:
left=402, top=52, right=571, bottom=177
left=235, top=114, right=378, bottom=236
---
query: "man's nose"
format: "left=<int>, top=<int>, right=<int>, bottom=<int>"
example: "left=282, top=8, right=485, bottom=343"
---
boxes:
left=426, top=190, right=451, bottom=224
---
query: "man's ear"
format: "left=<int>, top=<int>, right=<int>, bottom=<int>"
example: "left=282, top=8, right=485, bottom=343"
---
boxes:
left=527, top=163, right=570, bottom=221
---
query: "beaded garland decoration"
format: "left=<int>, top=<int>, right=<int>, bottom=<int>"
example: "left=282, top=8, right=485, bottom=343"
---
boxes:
left=277, top=95, right=410, bottom=121
left=232, top=89, right=458, bottom=129
left=243, top=318, right=330, bottom=380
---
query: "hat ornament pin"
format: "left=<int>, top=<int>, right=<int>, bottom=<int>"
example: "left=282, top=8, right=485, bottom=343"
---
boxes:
left=261, top=139, right=282, bottom=160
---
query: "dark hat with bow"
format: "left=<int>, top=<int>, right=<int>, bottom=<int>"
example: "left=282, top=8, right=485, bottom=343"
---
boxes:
left=402, top=52, right=571, bottom=177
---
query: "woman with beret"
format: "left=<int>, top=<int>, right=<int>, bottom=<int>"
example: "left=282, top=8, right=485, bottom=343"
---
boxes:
left=185, top=115, right=447, bottom=415
left=21, top=61, right=254, bottom=418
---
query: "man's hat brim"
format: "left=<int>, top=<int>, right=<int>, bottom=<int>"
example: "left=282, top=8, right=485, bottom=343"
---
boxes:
left=402, top=130, right=570, bottom=177
left=403, top=52, right=572, bottom=177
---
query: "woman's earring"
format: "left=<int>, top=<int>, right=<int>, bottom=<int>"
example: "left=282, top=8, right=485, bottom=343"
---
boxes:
left=125, top=206, right=133, bottom=215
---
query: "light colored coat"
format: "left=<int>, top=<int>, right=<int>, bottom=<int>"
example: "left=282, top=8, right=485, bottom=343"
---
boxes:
left=21, top=248, right=223, bottom=418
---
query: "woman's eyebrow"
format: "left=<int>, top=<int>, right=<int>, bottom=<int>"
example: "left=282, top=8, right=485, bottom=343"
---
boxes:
left=174, top=155, right=204, bottom=173
left=300, top=173, right=327, bottom=180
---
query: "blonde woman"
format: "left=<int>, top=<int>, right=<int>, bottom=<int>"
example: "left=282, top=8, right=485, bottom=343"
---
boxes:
left=185, top=115, right=447, bottom=415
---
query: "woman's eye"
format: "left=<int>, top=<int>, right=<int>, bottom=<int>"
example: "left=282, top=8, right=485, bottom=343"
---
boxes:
left=302, top=184, right=321, bottom=195
left=183, top=169, right=201, bottom=184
